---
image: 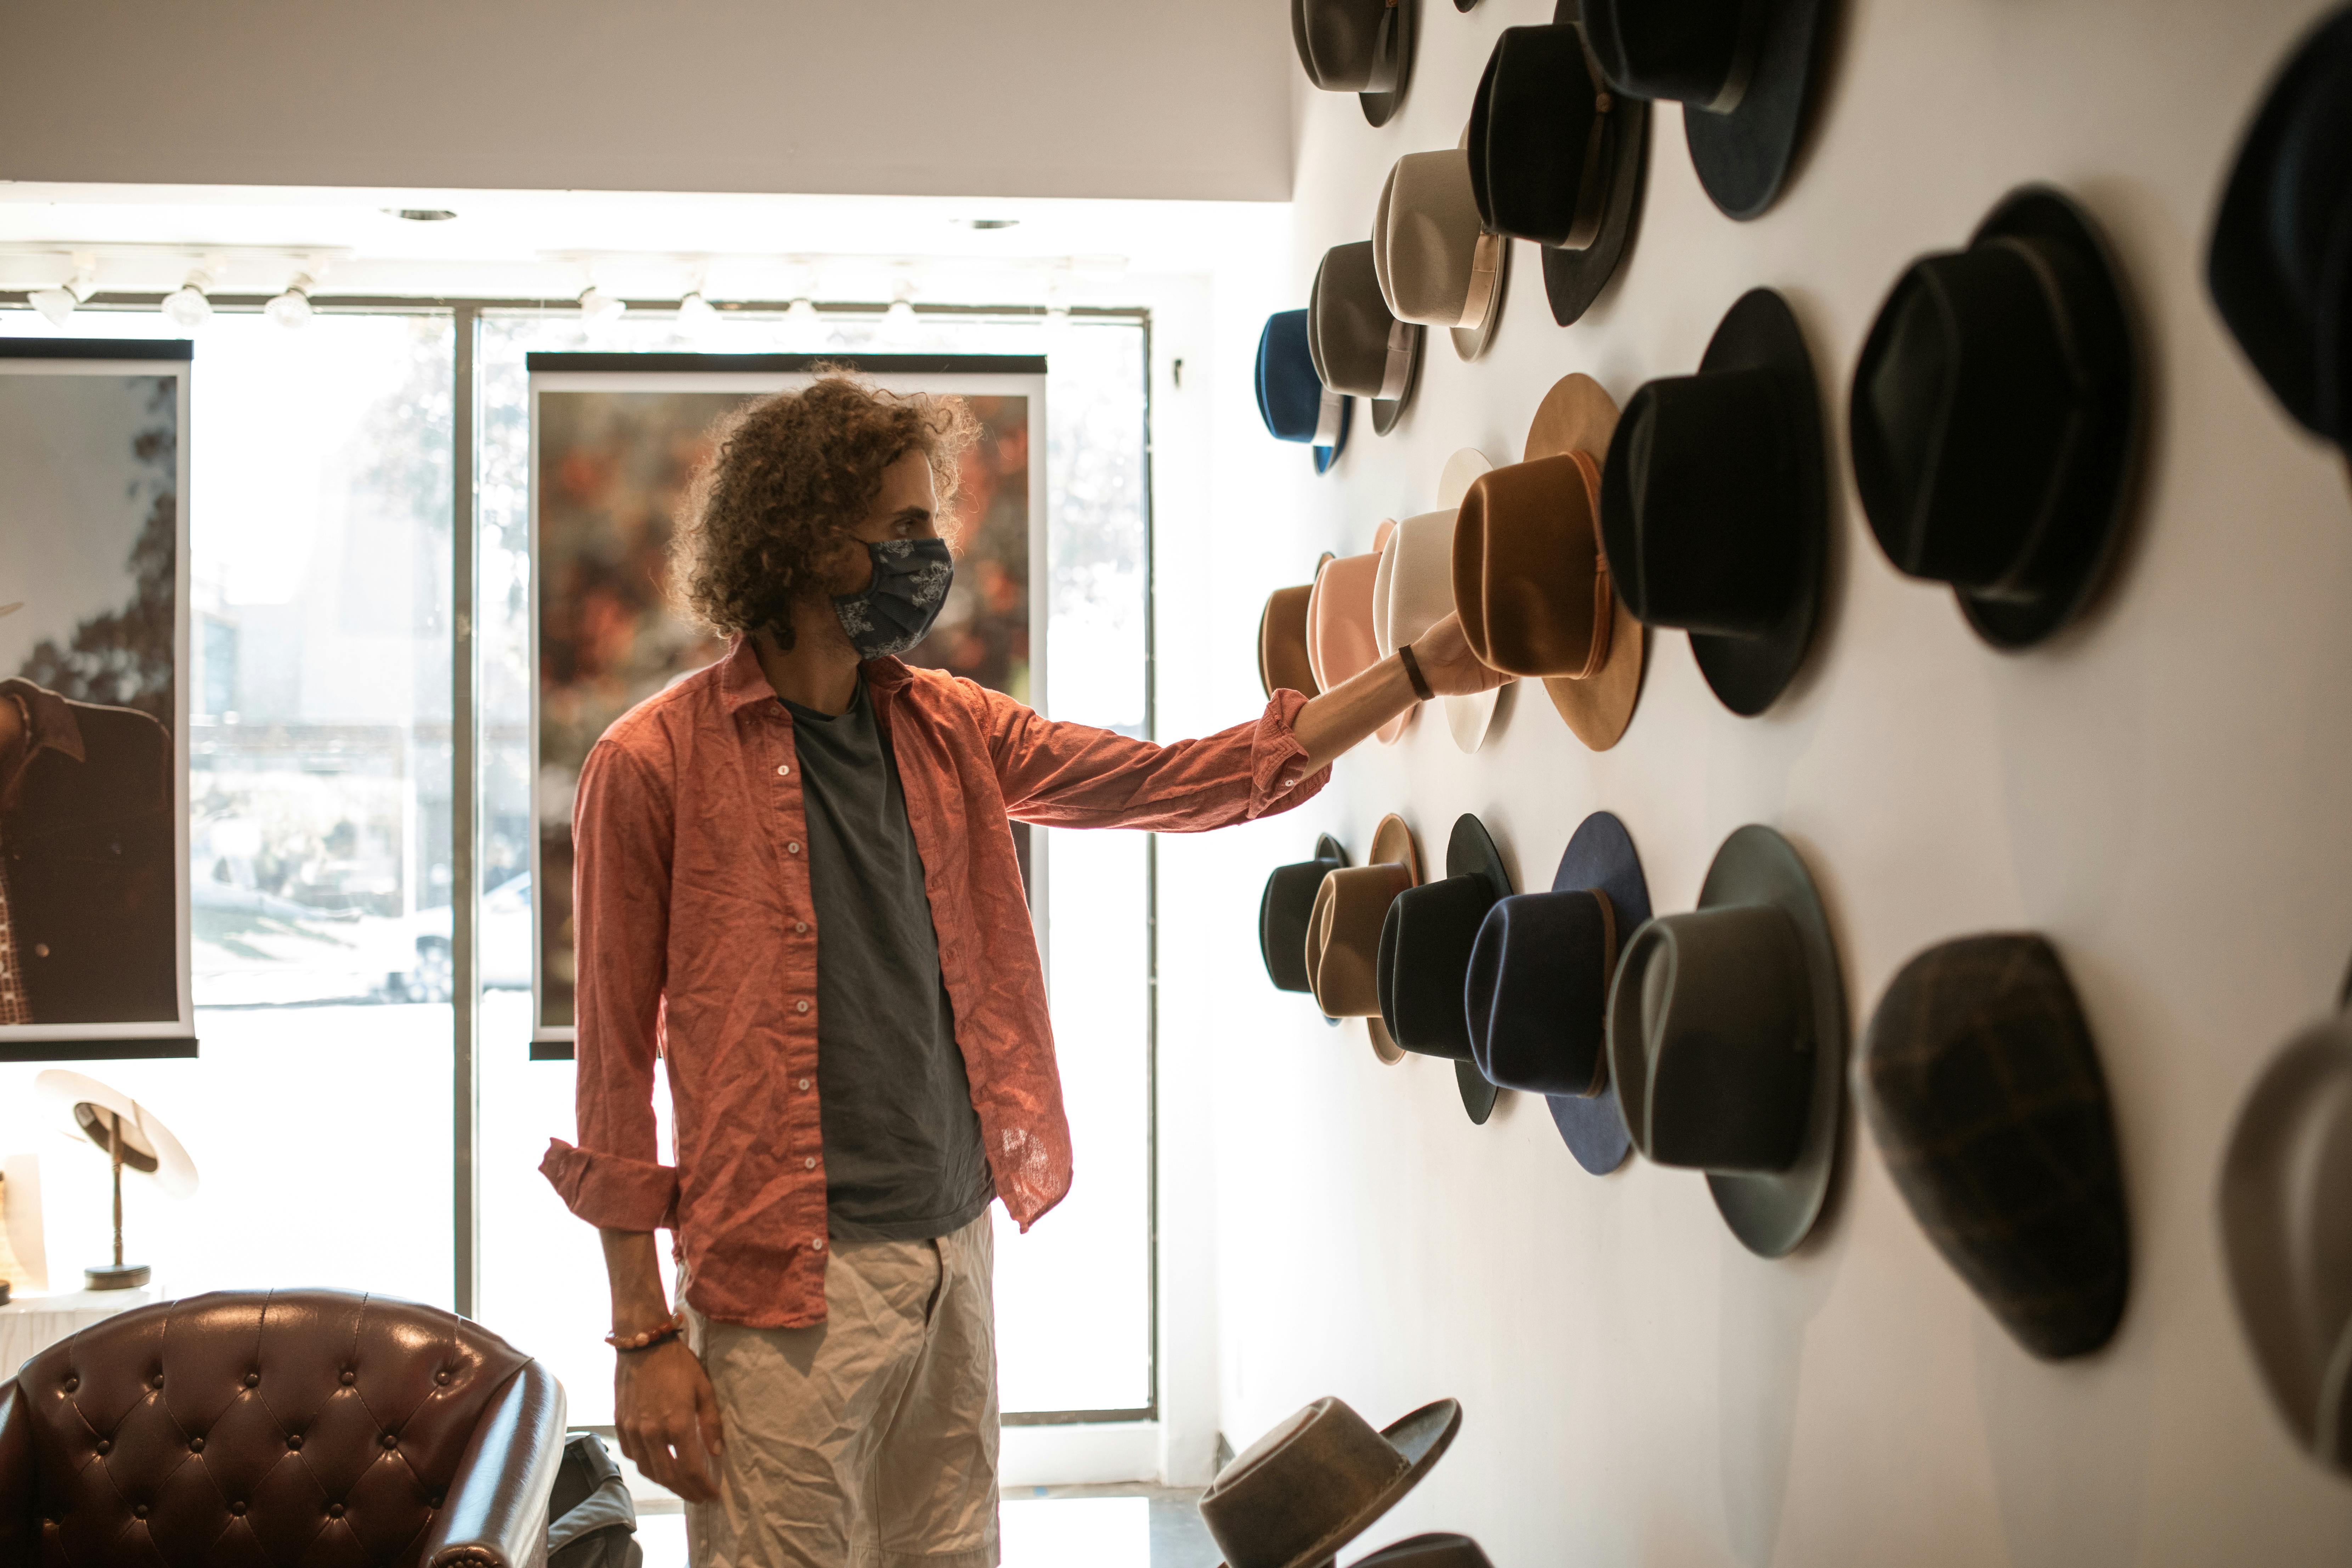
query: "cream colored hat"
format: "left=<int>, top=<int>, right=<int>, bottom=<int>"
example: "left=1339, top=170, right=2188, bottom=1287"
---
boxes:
left=1374, top=142, right=1511, bottom=362
left=1374, top=450, right=1501, bottom=752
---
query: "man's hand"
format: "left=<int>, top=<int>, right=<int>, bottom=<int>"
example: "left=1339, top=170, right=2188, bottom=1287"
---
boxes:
left=614, top=1338, right=724, bottom=1503
left=1291, top=611, right=1512, bottom=771
left=1405, top=610, right=1513, bottom=698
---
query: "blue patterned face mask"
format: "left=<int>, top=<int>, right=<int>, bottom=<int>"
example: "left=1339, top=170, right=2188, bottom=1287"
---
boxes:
left=832, top=537, right=955, bottom=659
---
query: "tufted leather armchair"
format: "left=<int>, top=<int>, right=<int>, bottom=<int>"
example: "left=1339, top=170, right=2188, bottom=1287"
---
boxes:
left=0, top=1288, right=567, bottom=1567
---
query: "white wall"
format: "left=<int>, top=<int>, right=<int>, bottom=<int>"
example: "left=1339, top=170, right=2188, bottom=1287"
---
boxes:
left=1164, top=0, right=2352, bottom=1561
left=0, top=1, right=1293, bottom=201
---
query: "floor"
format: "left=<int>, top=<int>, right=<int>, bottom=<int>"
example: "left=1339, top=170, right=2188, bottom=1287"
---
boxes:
left=630, top=1488, right=1219, bottom=1567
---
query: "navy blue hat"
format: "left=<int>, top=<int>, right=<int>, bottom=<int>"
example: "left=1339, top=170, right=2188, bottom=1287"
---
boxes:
left=1257, top=309, right=1351, bottom=474
left=2209, top=4, right=2352, bottom=449
left=1466, top=811, right=1650, bottom=1174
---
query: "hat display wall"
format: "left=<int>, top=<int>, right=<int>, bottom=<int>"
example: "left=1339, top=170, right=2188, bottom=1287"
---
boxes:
left=1307, top=522, right=1409, bottom=745
left=1261, top=833, right=1350, bottom=998
left=1601, top=288, right=1827, bottom=717
left=1456, top=374, right=1646, bottom=750
left=1375, top=144, right=1512, bottom=362
left=1292, top=0, right=1419, bottom=128
left=1468, top=811, right=1651, bottom=1176
left=1375, top=449, right=1502, bottom=751
left=1352, top=1536, right=1495, bottom=1568
left=1260, top=554, right=1335, bottom=701
left=36, top=1068, right=199, bottom=1290
left=1607, top=825, right=1846, bottom=1257
left=1307, top=814, right=1425, bottom=1064
left=1257, top=310, right=1353, bottom=475
left=1582, top=0, right=1835, bottom=220
left=1378, top=814, right=1513, bottom=1124
left=1312, top=241, right=1426, bottom=435
left=1468, top=5, right=1652, bottom=326
left=1198, top=1395, right=1461, bottom=1568
left=2218, top=1008, right=2352, bottom=1475
left=1860, top=934, right=2130, bottom=1360
left=1852, top=187, right=2142, bottom=650
left=2207, top=4, right=2352, bottom=452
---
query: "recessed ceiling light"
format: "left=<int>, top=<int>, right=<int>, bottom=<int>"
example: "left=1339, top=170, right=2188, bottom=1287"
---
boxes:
left=956, top=218, right=1019, bottom=231
left=386, top=208, right=458, bottom=222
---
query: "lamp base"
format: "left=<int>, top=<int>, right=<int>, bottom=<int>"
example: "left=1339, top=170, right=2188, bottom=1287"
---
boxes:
left=85, top=1264, right=151, bottom=1291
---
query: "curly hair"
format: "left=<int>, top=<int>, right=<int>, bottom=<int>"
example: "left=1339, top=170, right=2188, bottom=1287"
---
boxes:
left=671, top=373, right=979, bottom=647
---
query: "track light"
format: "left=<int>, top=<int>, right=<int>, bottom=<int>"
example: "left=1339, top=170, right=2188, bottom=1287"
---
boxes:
left=676, top=291, right=718, bottom=334
left=30, top=256, right=100, bottom=327
left=161, top=273, right=213, bottom=329
left=577, top=285, right=624, bottom=325
left=785, top=297, right=818, bottom=327
left=265, top=276, right=315, bottom=329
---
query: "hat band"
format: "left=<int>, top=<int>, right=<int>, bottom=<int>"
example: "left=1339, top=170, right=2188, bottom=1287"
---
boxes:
left=1379, top=318, right=1417, bottom=399
left=1582, top=890, right=1618, bottom=1096
left=1313, top=385, right=1347, bottom=447
left=1700, top=0, right=1771, bottom=114
left=1456, top=230, right=1506, bottom=331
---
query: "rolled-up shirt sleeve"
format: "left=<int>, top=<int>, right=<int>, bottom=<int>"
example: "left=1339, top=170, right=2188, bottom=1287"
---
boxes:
left=539, top=737, right=681, bottom=1233
left=970, top=682, right=1329, bottom=830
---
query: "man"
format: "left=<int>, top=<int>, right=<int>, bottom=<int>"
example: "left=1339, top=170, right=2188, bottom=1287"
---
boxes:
left=540, top=377, right=1505, bottom=1568
left=0, top=603, right=177, bottom=1027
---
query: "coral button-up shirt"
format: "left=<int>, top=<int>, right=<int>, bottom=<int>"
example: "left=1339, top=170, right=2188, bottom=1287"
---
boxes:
left=541, top=635, right=1328, bottom=1328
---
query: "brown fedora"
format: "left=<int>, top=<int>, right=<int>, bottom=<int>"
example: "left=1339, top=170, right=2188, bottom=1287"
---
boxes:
left=1307, top=521, right=1406, bottom=746
left=1307, top=813, right=1423, bottom=1065
left=1199, top=1396, right=1462, bottom=1568
left=1260, top=553, right=1335, bottom=700
left=1455, top=374, right=1645, bottom=750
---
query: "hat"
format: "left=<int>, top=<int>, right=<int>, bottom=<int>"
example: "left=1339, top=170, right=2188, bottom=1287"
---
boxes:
left=1375, top=450, right=1502, bottom=752
left=1312, top=241, right=1426, bottom=436
left=1582, top=0, right=1832, bottom=221
left=1307, top=814, right=1425, bottom=1065
left=1468, top=6, right=1653, bottom=326
left=1260, top=554, right=1335, bottom=701
left=1307, top=522, right=1408, bottom=746
left=1292, top=0, right=1419, bottom=129
left=1456, top=374, right=1645, bottom=750
left=1601, top=287, right=1826, bottom=718
left=1352, top=1536, right=1495, bottom=1568
left=35, top=1069, right=200, bottom=1201
left=1852, top=187, right=2142, bottom=650
left=2218, top=1008, right=2352, bottom=1475
left=1859, top=934, right=2130, bottom=1359
left=2207, top=4, right=2352, bottom=450
left=1375, top=146, right=1512, bottom=363
left=1608, top=824, right=1845, bottom=1257
left=1468, top=811, right=1650, bottom=1175
left=1260, top=833, right=1350, bottom=998
left=1257, top=310, right=1353, bottom=475
left=1378, top=814, right=1512, bottom=1125
left=1200, top=1395, right=1461, bottom=1568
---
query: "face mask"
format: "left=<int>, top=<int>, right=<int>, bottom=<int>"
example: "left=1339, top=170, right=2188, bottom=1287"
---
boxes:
left=832, top=537, right=955, bottom=659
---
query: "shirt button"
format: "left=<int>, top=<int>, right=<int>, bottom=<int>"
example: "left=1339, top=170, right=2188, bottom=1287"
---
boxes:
left=794, top=921, right=808, bottom=934
left=798, top=1078, right=810, bottom=1091
left=775, top=764, right=790, bottom=775
left=803, top=1156, right=816, bottom=1169
left=811, top=1239, right=825, bottom=1252
left=787, top=841, right=801, bottom=855
left=796, top=1000, right=810, bottom=1014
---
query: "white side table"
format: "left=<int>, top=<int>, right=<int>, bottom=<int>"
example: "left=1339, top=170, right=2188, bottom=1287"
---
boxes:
left=0, top=1287, right=154, bottom=1377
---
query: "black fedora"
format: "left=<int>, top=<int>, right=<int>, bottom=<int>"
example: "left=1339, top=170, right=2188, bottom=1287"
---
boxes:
left=1378, top=814, right=1512, bottom=1125
left=2208, top=4, right=2352, bottom=450
left=1468, top=3, right=1652, bottom=326
left=1292, top=0, right=1419, bottom=129
left=1353, top=1537, right=1495, bottom=1568
left=1852, top=187, right=2142, bottom=650
left=1582, top=0, right=1834, bottom=221
left=1608, top=824, right=1846, bottom=1257
left=1601, top=288, right=1827, bottom=717
left=1260, top=834, right=1350, bottom=1000
left=1860, top=934, right=2130, bottom=1360
left=1312, top=241, right=1425, bottom=436
left=1200, top=1396, right=1461, bottom=1568
left=1467, top=811, right=1650, bottom=1176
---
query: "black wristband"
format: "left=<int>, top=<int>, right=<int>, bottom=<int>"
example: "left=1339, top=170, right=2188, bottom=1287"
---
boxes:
left=1398, top=643, right=1436, bottom=703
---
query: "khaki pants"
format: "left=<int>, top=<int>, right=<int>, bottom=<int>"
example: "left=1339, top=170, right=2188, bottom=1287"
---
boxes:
left=684, top=1213, right=1000, bottom=1568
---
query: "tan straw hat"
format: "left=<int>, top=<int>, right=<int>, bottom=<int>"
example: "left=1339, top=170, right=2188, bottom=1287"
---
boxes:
left=1374, top=140, right=1511, bottom=362
left=1306, top=813, right=1423, bottom=1065
left=1455, top=374, right=1645, bottom=750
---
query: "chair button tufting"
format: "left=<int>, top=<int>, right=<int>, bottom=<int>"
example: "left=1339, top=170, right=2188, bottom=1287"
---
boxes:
left=151, top=1375, right=164, bottom=1389
left=62, top=1375, right=78, bottom=1392
left=382, top=1433, right=398, bottom=1449
left=189, top=1437, right=204, bottom=1453
left=328, top=1503, right=345, bottom=1520
left=244, top=1372, right=260, bottom=1388
left=288, top=1434, right=304, bottom=1451
left=134, top=1505, right=148, bottom=1520
left=435, top=1371, right=450, bottom=1386
left=95, top=1440, right=111, bottom=1456
left=231, top=1502, right=246, bottom=1517
left=340, top=1370, right=355, bottom=1386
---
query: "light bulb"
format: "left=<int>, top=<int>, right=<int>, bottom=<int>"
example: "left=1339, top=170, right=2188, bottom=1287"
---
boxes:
left=676, top=291, right=718, bottom=334
left=162, top=277, right=212, bottom=329
left=265, top=278, right=314, bottom=329
left=29, top=286, right=80, bottom=328
left=577, top=286, right=624, bottom=325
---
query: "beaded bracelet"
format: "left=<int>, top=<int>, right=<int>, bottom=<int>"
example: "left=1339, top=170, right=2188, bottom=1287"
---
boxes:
left=605, top=1311, right=687, bottom=1353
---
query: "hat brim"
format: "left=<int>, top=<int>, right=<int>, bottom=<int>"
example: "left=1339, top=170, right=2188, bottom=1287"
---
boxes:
left=1445, top=687, right=1501, bottom=752
left=1540, top=812, right=1650, bottom=1174
left=1951, top=187, right=2143, bottom=650
left=1542, top=98, right=1652, bottom=325
left=1522, top=376, right=1645, bottom=750
left=35, top=1068, right=199, bottom=1200
left=1681, top=0, right=1832, bottom=220
left=1449, top=236, right=1512, bottom=362
left=1371, top=325, right=1425, bottom=435
left=1215, top=1398, right=1464, bottom=1568
left=1453, top=816, right=1512, bottom=1124
left=1685, top=289, right=1827, bottom=718
left=1366, top=814, right=1424, bottom=1065
left=1358, top=0, right=1418, bottom=127
left=1696, top=825, right=1846, bottom=1257
left=1261, top=833, right=1350, bottom=994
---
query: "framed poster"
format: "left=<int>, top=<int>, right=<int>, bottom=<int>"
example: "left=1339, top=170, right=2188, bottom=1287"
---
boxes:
left=0, top=341, right=195, bottom=1061
left=526, top=353, right=1048, bottom=1053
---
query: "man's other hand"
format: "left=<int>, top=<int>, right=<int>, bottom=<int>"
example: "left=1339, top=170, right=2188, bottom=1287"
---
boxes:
left=615, top=1338, right=725, bottom=1503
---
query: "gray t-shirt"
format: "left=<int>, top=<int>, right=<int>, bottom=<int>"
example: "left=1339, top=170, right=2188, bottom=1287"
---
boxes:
left=780, top=678, right=995, bottom=1241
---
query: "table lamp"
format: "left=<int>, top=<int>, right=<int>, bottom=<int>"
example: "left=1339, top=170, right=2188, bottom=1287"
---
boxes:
left=34, top=1070, right=199, bottom=1291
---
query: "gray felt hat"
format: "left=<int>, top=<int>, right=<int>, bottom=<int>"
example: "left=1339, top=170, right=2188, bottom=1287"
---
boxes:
left=1200, top=1397, right=1461, bottom=1568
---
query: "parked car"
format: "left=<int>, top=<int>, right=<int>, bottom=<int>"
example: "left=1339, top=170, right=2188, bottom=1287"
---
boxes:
left=390, top=873, right=535, bottom=1003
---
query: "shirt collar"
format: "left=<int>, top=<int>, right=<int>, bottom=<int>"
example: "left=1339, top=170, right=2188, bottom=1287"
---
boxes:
left=718, top=633, right=914, bottom=712
left=0, top=678, right=87, bottom=766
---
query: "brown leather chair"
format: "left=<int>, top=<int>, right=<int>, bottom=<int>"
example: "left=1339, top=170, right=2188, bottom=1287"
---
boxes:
left=0, top=1288, right=567, bottom=1567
